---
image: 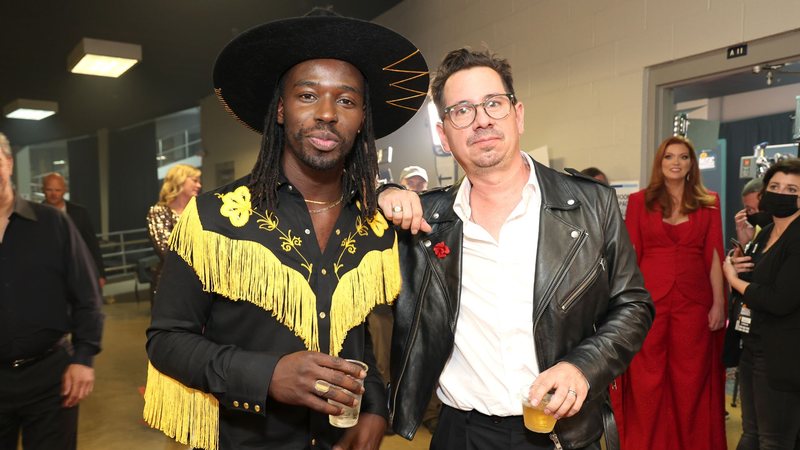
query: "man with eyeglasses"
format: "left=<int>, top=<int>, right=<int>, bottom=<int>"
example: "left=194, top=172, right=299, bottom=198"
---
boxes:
left=379, top=48, right=653, bottom=450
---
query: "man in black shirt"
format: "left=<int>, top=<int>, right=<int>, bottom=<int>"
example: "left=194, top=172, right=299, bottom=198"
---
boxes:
left=0, top=132, right=104, bottom=450
left=143, top=8, right=428, bottom=450
left=42, top=172, right=106, bottom=288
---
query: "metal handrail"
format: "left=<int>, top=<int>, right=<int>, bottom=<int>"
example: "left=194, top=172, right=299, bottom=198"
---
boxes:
left=157, top=128, right=202, bottom=167
left=98, top=227, right=156, bottom=279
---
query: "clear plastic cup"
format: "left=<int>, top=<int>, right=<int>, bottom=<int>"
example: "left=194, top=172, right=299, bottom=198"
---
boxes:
left=328, top=359, right=368, bottom=428
left=521, top=387, right=557, bottom=433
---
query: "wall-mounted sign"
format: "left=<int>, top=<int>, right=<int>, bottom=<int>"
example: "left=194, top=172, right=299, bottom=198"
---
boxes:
left=727, top=44, right=747, bottom=59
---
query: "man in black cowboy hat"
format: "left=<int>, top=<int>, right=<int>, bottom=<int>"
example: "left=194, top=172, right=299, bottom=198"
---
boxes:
left=143, top=8, right=428, bottom=450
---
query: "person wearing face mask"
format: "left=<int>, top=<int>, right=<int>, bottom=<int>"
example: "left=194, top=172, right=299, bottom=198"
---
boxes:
left=724, top=178, right=767, bottom=369
left=613, top=136, right=727, bottom=450
left=723, top=158, right=800, bottom=450
left=734, top=178, right=771, bottom=245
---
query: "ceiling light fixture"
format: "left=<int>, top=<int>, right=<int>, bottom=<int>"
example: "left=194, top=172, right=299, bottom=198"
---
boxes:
left=3, top=99, right=59, bottom=120
left=67, top=38, right=141, bottom=78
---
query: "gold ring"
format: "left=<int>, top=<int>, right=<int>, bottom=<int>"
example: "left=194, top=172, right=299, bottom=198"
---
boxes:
left=567, top=388, right=578, bottom=397
left=314, top=380, right=330, bottom=395
left=392, top=205, right=403, bottom=213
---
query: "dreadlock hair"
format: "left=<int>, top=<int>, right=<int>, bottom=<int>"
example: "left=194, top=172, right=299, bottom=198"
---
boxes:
left=247, top=75, right=380, bottom=220
left=248, top=83, right=284, bottom=210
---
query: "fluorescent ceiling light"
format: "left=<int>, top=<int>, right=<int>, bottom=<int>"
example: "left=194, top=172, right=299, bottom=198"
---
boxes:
left=4, top=99, right=58, bottom=120
left=67, top=38, right=141, bottom=78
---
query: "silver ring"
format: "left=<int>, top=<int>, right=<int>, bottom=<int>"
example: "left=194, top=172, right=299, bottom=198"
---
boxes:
left=314, top=380, right=330, bottom=395
left=392, top=205, right=403, bottom=213
left=567, top=388, right=577, bottom=397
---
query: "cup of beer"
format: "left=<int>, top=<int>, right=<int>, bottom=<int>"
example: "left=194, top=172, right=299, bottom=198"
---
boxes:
left=328, top=359, right=368, bottom=428
left=521, top=387, right=557, bottom=433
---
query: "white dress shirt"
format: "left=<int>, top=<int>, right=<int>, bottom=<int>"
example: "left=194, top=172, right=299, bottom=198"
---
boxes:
left=437, top=152, right=541, bottom=416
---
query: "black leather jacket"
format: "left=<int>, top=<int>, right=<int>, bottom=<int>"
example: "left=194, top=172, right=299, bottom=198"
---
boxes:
left=389, top=161, right=654, bottom=449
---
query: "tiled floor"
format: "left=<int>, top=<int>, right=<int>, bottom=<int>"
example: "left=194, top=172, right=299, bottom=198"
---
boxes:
left=72, top=298, right=741, bottom=449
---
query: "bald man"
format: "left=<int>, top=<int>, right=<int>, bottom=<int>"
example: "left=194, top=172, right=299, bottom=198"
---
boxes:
left=42, top=174, right=106, bottom=288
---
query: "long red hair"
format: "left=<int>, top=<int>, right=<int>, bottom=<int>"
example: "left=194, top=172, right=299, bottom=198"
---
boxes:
left=644, top=136, right=716, bottom=216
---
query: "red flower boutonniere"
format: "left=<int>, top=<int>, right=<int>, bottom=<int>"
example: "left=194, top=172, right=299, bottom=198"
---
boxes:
left=433, top=242, right=450, bottom=259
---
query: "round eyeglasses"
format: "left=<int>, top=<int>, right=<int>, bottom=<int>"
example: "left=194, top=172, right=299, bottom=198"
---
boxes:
left=442, top=93, right=516, bottom=129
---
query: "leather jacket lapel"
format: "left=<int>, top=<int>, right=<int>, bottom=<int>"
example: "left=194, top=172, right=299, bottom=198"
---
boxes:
left=421, top=222, right=462, bottom=327
left=532, top=162, right=586, bottom=319
left=533, top=207, right=586, bottom=319
left=420, top=185, right=463, bottom=327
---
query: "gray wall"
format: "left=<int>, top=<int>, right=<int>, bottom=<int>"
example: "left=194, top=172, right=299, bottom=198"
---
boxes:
left=196, top=1, right=800, bottom=185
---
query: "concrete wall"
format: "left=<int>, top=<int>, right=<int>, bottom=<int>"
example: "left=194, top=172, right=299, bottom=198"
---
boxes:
left=197, top=0, right=800, bottom=185
left=373, top=0, right=800, bottom=182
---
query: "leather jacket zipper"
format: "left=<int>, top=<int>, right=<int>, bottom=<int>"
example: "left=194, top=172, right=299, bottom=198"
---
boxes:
left=535, top=229, right=586, bottom=323
left=390, top=262, right=435, bottom=428
left=532, top=229, right=586, bottom=389
left=558, top=256, right=605, bottom=312
left=549, top=432, right=564, bottom=450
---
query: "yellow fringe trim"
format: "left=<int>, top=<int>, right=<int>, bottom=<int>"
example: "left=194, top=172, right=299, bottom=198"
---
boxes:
left=169, top=197, right=320, bottom=351
left=143, top=362, right=219, bottom=450
left=145, top=198, right=400, bottom=449
left=330, top=235, right=401, bottom=356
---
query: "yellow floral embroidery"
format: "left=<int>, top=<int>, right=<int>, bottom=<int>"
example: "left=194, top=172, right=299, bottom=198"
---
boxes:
left=367, top=213, right=388, bottom=238
left=334, top=211, right=389, bottom=279
left=257, top=211, right=279, bottom=232
left=353, top=201, right=387, bottom=237
left=341, top=234, right=357, bottom=255
left=218, top=186, right=252, bottom=227
left=216, top=187, right=313, bottom=279
left=280, top=231, right=303, bottom=253
left=355, top=216, right=369, bottom=237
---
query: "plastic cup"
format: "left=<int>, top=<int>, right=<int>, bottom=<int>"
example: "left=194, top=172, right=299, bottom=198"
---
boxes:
left=328, top=359, right=368, bottom=428
left=521, top=388, right=557, bottom=433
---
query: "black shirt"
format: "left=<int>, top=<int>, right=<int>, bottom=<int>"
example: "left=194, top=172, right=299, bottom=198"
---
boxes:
left=742, top=218, right=800, bottom=391
left=0, top=195, right=104, bottom=365
left=145, top=176, right=398, bottom=449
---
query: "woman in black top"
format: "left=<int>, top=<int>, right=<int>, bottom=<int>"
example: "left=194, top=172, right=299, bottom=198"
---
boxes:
left=723, top=158, right=800, bottom=450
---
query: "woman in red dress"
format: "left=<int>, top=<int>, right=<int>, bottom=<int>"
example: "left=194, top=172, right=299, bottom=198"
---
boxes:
left=614, top=136, right=727, bottom=449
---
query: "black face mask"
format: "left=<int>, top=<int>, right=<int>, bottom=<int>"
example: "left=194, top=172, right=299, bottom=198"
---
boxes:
left=746, top=211, right=773, bottom=228
left=758, top=191, right=800, bottom=218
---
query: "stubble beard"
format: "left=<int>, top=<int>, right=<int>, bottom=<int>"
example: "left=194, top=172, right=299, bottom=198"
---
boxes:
left=288, top=125, right=354, bottom=171
left=467, top=129, right=506, bottom=169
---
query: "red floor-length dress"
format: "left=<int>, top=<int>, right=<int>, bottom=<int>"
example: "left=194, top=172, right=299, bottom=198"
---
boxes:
left=613, top=190, right=727, bottom=450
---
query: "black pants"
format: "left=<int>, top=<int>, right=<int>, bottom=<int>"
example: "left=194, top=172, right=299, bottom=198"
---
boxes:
left=431, top=405, right=601, bottom=450
left=0, top=347, right=78, bottom=450
left=736, top=335, right=800, bottom=450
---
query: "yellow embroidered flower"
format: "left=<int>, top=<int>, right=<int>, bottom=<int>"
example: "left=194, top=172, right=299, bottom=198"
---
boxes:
left=367, top=212, right=388, bottom=237
left=219, top=185, right=252, bottom=227
left=257, top=211, right=279, bottom=231
left=279, top=231, right=303, bottom=252
left=355, top=216, right=368, bottom=236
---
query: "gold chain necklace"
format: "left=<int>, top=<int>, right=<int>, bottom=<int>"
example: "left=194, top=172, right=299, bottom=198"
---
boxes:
left=308, top=194, right=344, bottom=214
left=305, top=197, right=335, bottom=205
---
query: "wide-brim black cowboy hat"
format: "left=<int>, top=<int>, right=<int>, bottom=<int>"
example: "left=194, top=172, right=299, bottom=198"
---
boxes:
left=213, top=10, right=429, bottom=139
